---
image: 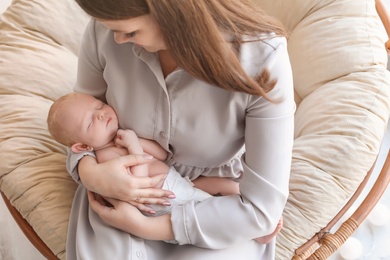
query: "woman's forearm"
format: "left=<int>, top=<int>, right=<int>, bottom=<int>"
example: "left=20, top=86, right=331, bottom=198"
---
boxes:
left=141, top=214, right=174, bottom=241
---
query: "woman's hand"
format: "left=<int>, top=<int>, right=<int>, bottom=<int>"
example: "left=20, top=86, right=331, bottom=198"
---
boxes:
left=254, top=217, right=283, bottom=244
left=88, top=191, right=174, bottom=241
left=79, top=154, right=175, bottom=205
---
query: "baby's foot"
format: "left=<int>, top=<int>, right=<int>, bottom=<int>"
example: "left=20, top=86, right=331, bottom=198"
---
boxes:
left=254, top=217, right=283, bottom=244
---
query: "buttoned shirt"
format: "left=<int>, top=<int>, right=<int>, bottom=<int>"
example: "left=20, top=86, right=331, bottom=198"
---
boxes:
left=67, top=19, right=295, bottom=250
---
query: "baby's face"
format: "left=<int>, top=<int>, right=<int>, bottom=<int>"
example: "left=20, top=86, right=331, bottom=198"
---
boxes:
left=64, top=94, right=119, bottom=149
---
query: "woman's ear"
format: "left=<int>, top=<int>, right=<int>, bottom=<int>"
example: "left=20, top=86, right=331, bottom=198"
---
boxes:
left=71, top=143, right=94, bottom=153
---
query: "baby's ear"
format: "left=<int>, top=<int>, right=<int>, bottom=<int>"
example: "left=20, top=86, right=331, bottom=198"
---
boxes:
left=71, top=143, right=94, bottom=153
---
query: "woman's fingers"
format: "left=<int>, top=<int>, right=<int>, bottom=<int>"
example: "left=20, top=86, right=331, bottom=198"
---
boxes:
left=121, top=187, right=174, bottom=206
left=89, top=191, right=169, bottom=216
left=127, top=201, right=156, bottom=214
left=131, top=196, right=172, bottom=206
left=118, top=153, right=154, bottom=169
left=254, top=217, right=283, bottom=244
left=112, top=178, right=175, bottom=203
left=88, top=191, right=112, bottom=217
left=124, top=171, right=168, bottom=189
left=129, top=185, right=175, bottom=198
left=88, top=191, right=149, bottom=236
left=86, top=154, right=175, bottom=202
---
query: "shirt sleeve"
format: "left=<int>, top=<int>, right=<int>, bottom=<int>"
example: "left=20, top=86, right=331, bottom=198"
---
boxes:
left=74, top=19, right=108, bottom=100
left=170, top=38, right=295, bottom=249
left=66, top=19, right=107, bottom=182
left=66, top=147, right=96, bottom=183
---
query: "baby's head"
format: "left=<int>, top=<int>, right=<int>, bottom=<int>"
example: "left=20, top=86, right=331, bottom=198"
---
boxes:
left=47, top=92, right=119, bottom=152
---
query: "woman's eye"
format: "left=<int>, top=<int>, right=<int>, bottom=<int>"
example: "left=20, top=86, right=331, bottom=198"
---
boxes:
left=125, top=31, right=136, bottom=38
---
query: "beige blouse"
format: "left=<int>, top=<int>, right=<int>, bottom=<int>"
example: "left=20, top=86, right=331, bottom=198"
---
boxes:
left=68, top=19, right=295, bottom=250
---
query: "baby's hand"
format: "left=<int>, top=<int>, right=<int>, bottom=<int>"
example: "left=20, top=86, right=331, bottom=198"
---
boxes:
left=115, top=129, right=138, bottom=149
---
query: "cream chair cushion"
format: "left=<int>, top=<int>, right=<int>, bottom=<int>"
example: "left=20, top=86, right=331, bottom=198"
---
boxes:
left=0, top=0, right=88, bottom=259
left=0, top=0, right=389, bottom=259
left=254, top=0, right=390, bottom=258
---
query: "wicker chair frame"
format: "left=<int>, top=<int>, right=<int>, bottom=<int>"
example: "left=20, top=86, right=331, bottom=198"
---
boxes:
left=2, top=1, right=390, bottom=260
left=293, top=1, right=390, bottom=257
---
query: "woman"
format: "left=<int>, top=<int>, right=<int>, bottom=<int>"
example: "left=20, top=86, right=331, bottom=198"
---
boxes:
left=66, top=0, right=295, bottom=259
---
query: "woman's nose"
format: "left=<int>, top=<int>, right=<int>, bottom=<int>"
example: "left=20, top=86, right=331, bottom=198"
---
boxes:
left=114, top=32, right=130, bottom=44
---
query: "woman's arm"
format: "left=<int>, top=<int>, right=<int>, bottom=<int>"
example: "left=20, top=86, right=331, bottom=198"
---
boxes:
left=168, top=37, right=295, bottom=248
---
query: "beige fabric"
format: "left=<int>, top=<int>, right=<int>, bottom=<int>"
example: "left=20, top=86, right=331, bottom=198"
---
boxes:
left=0, top=0, right=88, bottom=259
left=255, top=0, right=390, bottom=258
left=0, top=0, right=389, bottom=259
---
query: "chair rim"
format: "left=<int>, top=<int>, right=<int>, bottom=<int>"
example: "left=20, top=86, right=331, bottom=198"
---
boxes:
left=292, top=149, right=390, bottom=259
left=0, top=191, right=59, bottom=260
left=2, top=1, right=390, bottom=260
left=293, top=2, right=390, bottom=257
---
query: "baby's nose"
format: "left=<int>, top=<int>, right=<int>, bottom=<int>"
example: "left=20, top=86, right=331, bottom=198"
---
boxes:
left=97, top=111, right=105, bottom=120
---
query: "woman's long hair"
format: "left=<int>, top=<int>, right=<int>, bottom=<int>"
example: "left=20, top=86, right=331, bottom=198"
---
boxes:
left=75, top=0, right=288, bottom=97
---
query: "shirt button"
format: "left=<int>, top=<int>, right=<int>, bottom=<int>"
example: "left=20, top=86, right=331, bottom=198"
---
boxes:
left=136, top=251, right=143, bottom=258
left=160, top=131, right=166, bottom=138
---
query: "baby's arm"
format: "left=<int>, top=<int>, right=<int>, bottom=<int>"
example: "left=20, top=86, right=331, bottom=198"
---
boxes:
left=117, top=129, right=169, bottom=183
left=138, top=138, right=168, bottom=161
left=116, top=129, right=168, bottom=160
left=115, top=129, right=148, bottom=177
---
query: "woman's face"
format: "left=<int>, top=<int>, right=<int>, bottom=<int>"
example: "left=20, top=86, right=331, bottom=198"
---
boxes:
left=97, top=15, right=167, bottom=52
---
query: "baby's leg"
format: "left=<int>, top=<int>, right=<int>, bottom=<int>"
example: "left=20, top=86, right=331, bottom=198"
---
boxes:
left=254, top=217, right=283, bottom=244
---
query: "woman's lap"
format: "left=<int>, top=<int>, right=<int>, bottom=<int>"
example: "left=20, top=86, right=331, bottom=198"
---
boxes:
left=66, top=185, right=273, bottom=260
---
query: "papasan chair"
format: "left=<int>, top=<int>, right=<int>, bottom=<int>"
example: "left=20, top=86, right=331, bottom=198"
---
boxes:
left=1, top=0, right=390, bottom=259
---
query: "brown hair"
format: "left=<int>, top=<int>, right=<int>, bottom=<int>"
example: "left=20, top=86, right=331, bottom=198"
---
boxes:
left=75, top=0, right=288, bottom=97
left=47, top=92, right=80, bottom=147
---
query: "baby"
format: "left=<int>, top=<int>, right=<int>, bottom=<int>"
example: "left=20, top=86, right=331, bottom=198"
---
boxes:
left=47, top=92, right=238, bottom=215
left=47, top=92, right=281, bottom=243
